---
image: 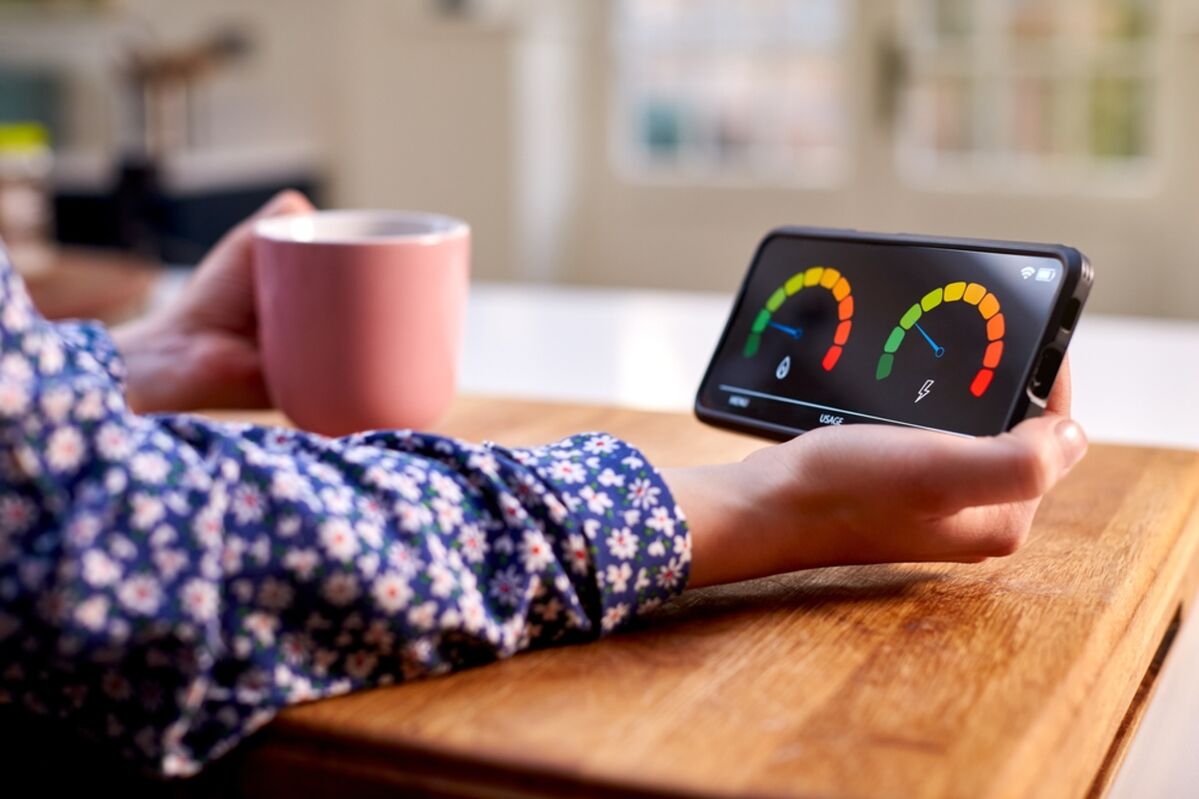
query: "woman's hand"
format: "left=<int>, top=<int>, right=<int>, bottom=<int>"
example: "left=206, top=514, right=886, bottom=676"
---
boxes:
left=114, top=191, right=314, bottom=413
left=668, top=362, right=1086, bottom=588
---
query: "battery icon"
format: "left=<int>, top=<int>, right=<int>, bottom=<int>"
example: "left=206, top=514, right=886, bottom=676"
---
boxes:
left=1035, top=267, right=1056, bottom=282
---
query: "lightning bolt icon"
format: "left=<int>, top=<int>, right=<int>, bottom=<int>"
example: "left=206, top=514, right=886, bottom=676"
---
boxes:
left=915, top=379, right=935, bottom=403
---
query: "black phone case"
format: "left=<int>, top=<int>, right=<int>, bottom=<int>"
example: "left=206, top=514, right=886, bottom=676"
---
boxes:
left=694, top=227, right=1093, bottom=441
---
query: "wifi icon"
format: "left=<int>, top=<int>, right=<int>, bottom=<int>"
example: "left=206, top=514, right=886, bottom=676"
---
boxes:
left=1020, top=266, right=1036, bottom=280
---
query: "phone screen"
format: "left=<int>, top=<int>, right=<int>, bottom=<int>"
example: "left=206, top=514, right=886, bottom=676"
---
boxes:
left=697, top=232, right=1069, bottom=437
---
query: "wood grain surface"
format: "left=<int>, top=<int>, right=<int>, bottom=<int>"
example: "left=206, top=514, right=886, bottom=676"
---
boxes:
left=190, top=397, right=1199, bottom=799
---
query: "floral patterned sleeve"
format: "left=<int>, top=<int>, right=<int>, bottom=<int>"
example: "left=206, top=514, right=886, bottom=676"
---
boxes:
left=0, top=247, right=690, bottom=777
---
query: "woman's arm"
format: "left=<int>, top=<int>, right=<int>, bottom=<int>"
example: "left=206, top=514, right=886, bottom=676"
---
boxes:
left=24, top=191, right=1085, bottom=777
left=0, top=235, right=688, bottom=776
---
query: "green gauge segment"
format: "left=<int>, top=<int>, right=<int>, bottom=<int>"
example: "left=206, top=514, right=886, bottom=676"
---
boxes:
left=875, top=281, right=1006, bottom=397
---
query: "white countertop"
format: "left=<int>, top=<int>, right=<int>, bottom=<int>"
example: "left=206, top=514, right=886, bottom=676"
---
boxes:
left=462, top=282, right=1199, bottom=451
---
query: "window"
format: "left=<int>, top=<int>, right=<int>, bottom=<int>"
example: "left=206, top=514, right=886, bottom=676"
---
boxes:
left=612, top=0, right=850, bottom=184
left=895, top=0, right=1160, bottom=187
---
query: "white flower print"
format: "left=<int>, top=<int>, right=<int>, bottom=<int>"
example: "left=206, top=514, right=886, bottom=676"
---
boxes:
left=520, top=530, right=555, bottom=573
left=429, top=471, right=464, bottom=502
left=270, top=470, right=310, bottom=501
left=387, top=543, right=424, bottom=578
left=344, top=551, right=373, bottom=582
left=193, top=508, right=223, bottom=548
left=606, top=527, right=637, bottom=560
left=284, top=548, right=319, bottom=581
left=428, top=562, right=457, bottom=598
left=0, top=352, right=32, bottom=380
left=319, top=486, right=353, bottom=515
left=542, top=492, right=568, bottom=525
left=673, top=533, right=691, bottom=562
left=130, top=451, right=170, bottom=484
left=634, top=567, right=651, bottom=592
left=548, top=459, right=586, bottom=484
left=498, top=494, right=527, bottom=525
left=319, top=518, right=359, bottom=562
left=82, top=550, right=121, bottom=587
left=602, top=603, right=629, bottom=632
left=583, top=434, right=619, bottom=455
left=74, top=595, right=109, bottom=631
left=232, top=485, right=266, bottom=525
left=372, top=573, right=413, bottom=614
left=258, top=577, right=295, bottom=611
left=579, top=486, right=613, bottom=515
left=582, top=518, right=601, bottom=541
left=431, top=497, right=464, bottom=533
left=0, top=494, right=35, bottom=534
left=458, top=524, right=488, bottom=564
left=344, top=651, right=378, bottom=681
left=466, top=451, right=498, bottom=478
left=130, top=493, right=165, bottom=531
left=0, top=378, right=29, bottom=417
left=321, top=572, right=361, bottom=607
left=489, top=565, right=524, bottom=607
left=627, top=478, right=660, bottom=510
left=566, top=533, right=589, bottom=575
left=152, top=548, right=188, bottom=582
left=117, top=574, right=162, bottom=615
left=40, top=386, right=72, bottom=422
left=407, top=601, right=438, bottom=631
left=646, top=506, right=676, bottom=537
left=244, top=612, right=279, bottom=646
left=181, top=579, right=219, bottom=622
left=277, top=514, right=301, bottom=538
left=397, top=502, right=433, bottom=532
left=646, top=539, right=666, bottom=558
left=605, top=562, right=632, bottom=593
left=46, top=426, right=85, bottom=473
left=38, top=339, right=63, bottom=374
left=597, top=468, right=624, bottom=488
left=656, top=558, right=684, bottom=591
left=95, top=423, right=132, bottom=460
left=75, top=390, right=104, bottom=420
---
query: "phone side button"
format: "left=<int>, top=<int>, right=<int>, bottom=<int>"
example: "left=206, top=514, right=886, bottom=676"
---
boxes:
left=1029, top=347, right=1064, bottom=399
left=1060, top=297, right=1082, bottom=332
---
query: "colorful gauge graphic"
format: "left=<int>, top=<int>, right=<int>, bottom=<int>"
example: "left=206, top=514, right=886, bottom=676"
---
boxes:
left=743, top=266, right=854, bottom=372
left=875, top=282, right=1005, bottom=397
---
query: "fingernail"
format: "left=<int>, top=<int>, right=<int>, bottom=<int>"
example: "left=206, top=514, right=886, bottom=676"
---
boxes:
left=1055, top=419, right=1088, bottom=470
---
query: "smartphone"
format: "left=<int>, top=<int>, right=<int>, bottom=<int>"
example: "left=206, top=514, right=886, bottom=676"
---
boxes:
left=695, top=228, right=1092, bottom=440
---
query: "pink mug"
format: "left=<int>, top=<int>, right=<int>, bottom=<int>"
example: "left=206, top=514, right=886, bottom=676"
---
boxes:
left=253, top=210, right=470, bottom=437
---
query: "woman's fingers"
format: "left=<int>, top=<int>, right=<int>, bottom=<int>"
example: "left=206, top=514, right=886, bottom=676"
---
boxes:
left=910, top=414, right=1087, bottom=513
left=800, top=413, right=1087, bottom=517
left=1045, top=354, right=1072, bottom=416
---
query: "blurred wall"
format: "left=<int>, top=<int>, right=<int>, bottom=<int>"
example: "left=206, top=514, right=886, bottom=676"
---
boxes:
left=2, top=0, right=1196, bottom=317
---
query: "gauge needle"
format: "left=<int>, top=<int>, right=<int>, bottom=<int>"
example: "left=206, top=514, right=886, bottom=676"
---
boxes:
left=768, top=322, right=804, bottom=340
left=914, top=322, right=946, bottom=358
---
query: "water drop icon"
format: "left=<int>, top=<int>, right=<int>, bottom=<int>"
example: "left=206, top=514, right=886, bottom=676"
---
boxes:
left=775, top=356, right=791, bottom=380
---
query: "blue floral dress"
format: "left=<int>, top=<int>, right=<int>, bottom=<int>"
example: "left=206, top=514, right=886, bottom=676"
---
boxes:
left=0, top=246, right=689, bottom=777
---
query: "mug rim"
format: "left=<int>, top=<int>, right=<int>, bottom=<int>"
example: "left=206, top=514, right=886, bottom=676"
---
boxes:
left=255, top=209, right=469, bottom=246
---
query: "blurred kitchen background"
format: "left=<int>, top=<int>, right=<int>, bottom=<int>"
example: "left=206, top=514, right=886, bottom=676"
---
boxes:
left=0, top=0, right=1195, bottom=322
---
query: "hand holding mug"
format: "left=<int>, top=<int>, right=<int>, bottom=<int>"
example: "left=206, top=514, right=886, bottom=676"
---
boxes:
left=114, top=190, right=315, bottom=413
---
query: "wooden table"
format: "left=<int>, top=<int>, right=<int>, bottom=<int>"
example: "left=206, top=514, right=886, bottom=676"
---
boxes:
left=22, top=246, right=159, bottom=324
left=170, top=396, right=1199, bottom=799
